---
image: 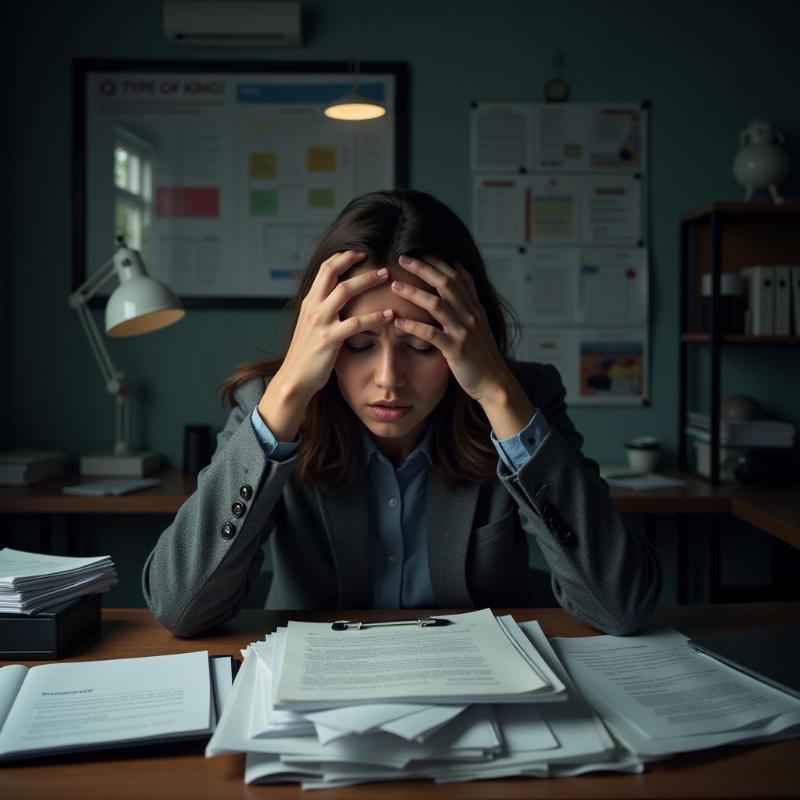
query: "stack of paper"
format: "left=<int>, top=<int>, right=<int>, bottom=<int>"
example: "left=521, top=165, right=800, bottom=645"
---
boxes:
left=552, top=628, right=800, bottom=759
left=0, top=548, right=118, bottom=614
left=207, top=609, right=644, bottom=787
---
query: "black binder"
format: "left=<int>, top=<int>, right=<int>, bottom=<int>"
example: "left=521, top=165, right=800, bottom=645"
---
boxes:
left=0, top=594, right=101, bottom=659
left=689, top=621, right=800, bottom=700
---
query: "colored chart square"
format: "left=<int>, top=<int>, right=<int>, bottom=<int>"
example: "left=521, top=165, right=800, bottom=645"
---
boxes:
left=249, top=152, right=278, bottom=180
left=309, top=188, right=335, bottom=208
left=156, top=187, right=220, bottom=218
left=306, top=147, right=336, bottom=172
left=250, top=189, right=279, bottom=216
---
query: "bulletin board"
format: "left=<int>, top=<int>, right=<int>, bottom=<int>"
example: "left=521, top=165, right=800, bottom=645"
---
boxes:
left=470, top=102, right=650, bottom=405
left=73, top=60, right=408, bottom=308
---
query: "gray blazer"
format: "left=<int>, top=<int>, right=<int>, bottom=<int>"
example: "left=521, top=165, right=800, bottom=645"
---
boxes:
left=142, top=362, right=660, bottom=637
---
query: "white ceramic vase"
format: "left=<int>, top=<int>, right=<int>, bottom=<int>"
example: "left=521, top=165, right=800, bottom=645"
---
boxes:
left=733, top=119, right=790, bottom=204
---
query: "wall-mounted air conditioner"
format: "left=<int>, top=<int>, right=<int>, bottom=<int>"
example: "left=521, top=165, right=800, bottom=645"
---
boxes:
left=163, top=1, right=302, bottom=47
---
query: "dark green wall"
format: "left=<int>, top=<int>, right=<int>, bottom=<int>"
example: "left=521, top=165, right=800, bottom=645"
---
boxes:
left=3, top=0, right=799, bottom=607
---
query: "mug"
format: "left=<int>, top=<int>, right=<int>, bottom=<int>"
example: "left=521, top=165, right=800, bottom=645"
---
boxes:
left=625, top=436, right=661, bottom=473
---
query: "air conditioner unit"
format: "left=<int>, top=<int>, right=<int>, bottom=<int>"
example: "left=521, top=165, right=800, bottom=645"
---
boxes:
left=164, top=1, right=302, bottom=47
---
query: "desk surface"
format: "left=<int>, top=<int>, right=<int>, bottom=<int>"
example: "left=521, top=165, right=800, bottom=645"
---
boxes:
left=2, top=469, right=798, bottom=548
left=2, top=603, right=800, bottom=799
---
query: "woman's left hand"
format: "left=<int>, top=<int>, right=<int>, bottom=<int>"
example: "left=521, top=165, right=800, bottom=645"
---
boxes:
left=391, top=255, right=531, bottom=427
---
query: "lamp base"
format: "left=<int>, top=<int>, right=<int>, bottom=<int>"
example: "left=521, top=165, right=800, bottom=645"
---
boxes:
left=79, top=451, right=160, bottom=477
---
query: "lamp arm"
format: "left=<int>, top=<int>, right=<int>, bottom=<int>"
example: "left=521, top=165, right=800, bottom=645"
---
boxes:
left=73, top=301, right=122, bottom=389
left=69, top=256, right=131, bottom=456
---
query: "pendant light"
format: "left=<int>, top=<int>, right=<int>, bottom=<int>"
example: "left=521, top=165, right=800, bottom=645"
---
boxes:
left=324, top=0, right=385, bottom=121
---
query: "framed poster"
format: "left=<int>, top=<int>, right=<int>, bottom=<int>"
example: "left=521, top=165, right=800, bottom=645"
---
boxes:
left=73, top=60, right=408, bottom=308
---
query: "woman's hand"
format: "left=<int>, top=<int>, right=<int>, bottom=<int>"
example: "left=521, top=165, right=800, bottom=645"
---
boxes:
left=390, top=254, right=534, bottom=439
left=258, top=251, right=394, bottom=441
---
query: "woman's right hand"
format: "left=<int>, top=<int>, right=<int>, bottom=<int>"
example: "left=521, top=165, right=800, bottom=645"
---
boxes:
left=257, top=250, right=393, bottom=441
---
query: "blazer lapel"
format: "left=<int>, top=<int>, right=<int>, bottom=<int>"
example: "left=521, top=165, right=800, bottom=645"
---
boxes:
left=317, top=477, right=372, bottom=609
left=426, top=471, right=480, bottom=607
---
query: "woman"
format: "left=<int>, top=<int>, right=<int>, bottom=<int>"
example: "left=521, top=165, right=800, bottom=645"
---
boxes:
left=143, top=189, right=660, bottom=637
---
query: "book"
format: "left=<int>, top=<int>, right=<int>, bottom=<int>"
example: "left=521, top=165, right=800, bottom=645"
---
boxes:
left=0, top=449, right=66, bottom=486
left=0, top=651, right=235, bottom=761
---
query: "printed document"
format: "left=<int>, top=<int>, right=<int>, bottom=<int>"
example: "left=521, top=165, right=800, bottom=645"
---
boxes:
left=552, top=629, right=800, bottom=743
left=274, top=609, right=549, bottom=707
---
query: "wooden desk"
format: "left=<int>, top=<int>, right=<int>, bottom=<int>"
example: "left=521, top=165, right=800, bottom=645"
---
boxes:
left=2, top=603, right=799, bottom=799
left=1, top=470, right=797, bottom=545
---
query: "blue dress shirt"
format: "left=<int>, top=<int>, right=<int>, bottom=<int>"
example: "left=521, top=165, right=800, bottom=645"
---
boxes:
left=249, top=405, right=550, bottom=607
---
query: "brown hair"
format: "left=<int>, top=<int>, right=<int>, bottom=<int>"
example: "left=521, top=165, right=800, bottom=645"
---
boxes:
left=220, top=188, right=518, bottom=487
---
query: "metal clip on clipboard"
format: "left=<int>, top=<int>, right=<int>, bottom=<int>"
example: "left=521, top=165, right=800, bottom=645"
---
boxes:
left=331, top=617, right=453, bottom=631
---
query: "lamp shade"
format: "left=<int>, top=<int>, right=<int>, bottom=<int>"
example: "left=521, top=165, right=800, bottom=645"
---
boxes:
left=324, top=88, right=386, bottom=121
left=102, top=247, right=183, bottom=336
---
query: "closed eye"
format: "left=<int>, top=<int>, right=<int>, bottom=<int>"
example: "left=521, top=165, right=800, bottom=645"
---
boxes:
left=342, top=340, right=436, bottom=356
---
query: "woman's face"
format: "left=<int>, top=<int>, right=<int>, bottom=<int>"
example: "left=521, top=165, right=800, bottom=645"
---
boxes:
left=334, top=264, right=451, bottom=465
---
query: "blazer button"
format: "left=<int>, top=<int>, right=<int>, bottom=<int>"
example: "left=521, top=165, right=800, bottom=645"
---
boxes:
left=240, top=484, right=253, bottom=500
left=221, top=522, right=236, bottom=539
left=231, top=500, right=246, bottom=518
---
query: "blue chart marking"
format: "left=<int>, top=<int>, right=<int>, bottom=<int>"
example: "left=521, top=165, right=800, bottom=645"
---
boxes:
left=237, top=83, right=386, bottom=104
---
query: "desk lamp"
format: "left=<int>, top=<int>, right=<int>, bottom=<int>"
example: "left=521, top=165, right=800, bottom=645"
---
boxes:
left=69, top=236, right=184, bottom=476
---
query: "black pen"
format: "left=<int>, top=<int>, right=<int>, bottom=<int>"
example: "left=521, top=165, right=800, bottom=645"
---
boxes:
left=331, top=617, right=453, bottom=631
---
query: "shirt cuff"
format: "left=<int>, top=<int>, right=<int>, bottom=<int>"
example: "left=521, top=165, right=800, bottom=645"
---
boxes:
left=491, top=411, right=550, bottom=474
left=250, top=406, right=300, bottom=462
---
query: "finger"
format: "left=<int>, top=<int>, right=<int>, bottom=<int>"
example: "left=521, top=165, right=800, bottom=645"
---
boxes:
left=390, top=280, right=465, bottom=333
left=400, top=253, right=457, bottom=279
left=393, top=317, right=452, bottom=351
left=309, top=250, right=368, bottom=301
left=332, top=308, right=395, bottom=341
left=398, top=254, right=457, bottom=289
left=321, top=268, right=389, bottom=313
left=397, top=254, right=474, bottom=317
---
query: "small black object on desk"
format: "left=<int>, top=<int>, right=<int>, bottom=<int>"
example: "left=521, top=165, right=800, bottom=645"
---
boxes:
left=0, top=594, right=102, bottom=659
left=183, top=424, right=212, bottom=475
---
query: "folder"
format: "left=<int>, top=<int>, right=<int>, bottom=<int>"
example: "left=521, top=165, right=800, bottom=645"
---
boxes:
left=774, top=265, right=791, bottom=336
left=742, top=265, right=774, bottom=335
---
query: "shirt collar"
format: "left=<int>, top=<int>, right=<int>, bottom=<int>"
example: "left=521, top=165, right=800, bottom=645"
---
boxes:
left=360, top=423, right=433, bottom=471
